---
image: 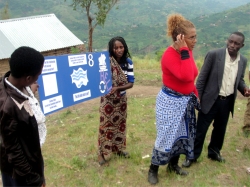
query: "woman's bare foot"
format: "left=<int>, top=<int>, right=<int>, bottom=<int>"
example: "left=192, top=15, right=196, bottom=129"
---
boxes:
left=98, top=155, right=109, bottom=166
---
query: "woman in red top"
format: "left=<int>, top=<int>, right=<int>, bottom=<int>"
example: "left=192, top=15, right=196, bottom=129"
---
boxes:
left=148, top=14, right=200, bottom=185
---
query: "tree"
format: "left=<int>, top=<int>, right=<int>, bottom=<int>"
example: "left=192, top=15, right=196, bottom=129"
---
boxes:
left=1, top=3, right=10, bottom=20
left=65, top=0, right=119, bottom=52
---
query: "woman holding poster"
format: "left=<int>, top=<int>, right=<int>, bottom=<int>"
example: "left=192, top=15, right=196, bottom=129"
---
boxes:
left=98, top=36, right=135, bottom=166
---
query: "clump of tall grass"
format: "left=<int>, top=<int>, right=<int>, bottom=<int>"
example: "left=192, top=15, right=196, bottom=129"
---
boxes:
left=132, top=56, right=161, bottom=70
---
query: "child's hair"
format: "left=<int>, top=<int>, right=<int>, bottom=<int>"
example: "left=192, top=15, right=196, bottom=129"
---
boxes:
left=9, top=46, right=44, bottom=78
left=108, top=36, right=131, bottom=66
left=167, top=13, right=195, bottom=42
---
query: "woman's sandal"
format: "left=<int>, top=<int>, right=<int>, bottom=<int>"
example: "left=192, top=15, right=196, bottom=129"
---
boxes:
left=98, top=155, right=109, bottom=166
left=116, top=151, right=130, bottom=158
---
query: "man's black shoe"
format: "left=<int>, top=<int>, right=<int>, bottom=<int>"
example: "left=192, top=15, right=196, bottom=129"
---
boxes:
left=207, top=154, right=225, bottom=162
left=182, top=159, right=197, bottom=168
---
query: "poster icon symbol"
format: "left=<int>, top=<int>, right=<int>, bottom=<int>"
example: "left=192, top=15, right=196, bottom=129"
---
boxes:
left=99, top=53, right=107, bottom=72
left=71, top=68, right=89, bottom=88
left=99, top=81, right=106, bottom=93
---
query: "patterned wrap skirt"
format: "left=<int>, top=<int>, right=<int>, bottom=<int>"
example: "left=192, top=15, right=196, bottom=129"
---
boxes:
left=98, top=94, right=127, bottom=160
left=151, top=86, right=200, bottom=166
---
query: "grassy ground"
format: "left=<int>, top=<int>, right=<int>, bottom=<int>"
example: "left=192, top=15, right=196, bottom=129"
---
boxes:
left=41, top=93, right=250, bottom=187
left=1, top=57, right=250, bottom=186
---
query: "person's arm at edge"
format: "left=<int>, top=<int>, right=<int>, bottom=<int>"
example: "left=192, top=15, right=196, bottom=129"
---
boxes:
left=1, top=113, right=43, bottom=186
left=109, top=57, right=135, bottom=94
left=193, top=86, right=198, bottom=97
left=196, top=51, right=213, bottom=99
left=1, top=114, right=32, bottom=175
left=237, top=58, right=249, bottom=96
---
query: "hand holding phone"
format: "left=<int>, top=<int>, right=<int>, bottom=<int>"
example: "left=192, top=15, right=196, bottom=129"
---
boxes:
left=175, top=34, right=187, bottom=50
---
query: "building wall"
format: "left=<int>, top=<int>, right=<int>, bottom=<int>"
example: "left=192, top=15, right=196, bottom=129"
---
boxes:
left=0, top=59, right=9, bottom=77
left=0, top=45, right=85, bottom=77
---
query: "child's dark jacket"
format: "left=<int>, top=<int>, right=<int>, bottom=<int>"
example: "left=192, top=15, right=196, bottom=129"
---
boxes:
left=0, top=71, right=44, bottom=186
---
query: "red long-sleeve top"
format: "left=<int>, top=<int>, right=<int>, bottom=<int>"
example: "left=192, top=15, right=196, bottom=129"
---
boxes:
left=161, top=46, right=198, bottom=96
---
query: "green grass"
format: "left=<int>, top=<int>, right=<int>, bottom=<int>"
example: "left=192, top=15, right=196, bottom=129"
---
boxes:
left=42, top=58, right=250, bottom=187
left=132, top=56, right=162, bottom=87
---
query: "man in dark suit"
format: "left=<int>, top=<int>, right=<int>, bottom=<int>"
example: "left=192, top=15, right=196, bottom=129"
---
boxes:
left=182, top=31, right=250, bottom=167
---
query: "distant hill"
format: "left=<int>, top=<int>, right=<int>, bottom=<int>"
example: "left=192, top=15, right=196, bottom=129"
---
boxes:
left=94, top=2, right=250, bottom=58
left=192, top=3, right=250, bottom=58
left=1, top=0, right=250, bottom=57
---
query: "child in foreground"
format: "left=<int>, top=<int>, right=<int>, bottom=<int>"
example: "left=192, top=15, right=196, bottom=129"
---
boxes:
left=0, top=46, right=45, bottom=187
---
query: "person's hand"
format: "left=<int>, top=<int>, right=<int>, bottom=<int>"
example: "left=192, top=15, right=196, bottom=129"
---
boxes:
left=244, top=87, right=250, bottom=97
left=107, top=86, right=118, bottom=96
left=174, top=34, right=187, bottom=50
left=26, top=172, right=42, bottom=186
left=30, top=82, right=39, bottom=94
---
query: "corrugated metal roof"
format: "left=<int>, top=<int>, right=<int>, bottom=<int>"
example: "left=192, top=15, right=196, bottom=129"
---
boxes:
left=0, top=14, right=84, bottom=60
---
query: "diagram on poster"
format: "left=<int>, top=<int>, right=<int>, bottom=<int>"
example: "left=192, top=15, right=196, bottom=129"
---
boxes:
left=42, top=74, right=58, bottom=96
left=37, top=51, right=112, bottom=115
left=71, top=68, right=89, bottom=88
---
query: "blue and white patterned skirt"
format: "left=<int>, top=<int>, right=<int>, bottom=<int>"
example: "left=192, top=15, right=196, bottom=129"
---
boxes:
left=151, top=86, right=199, bottom=165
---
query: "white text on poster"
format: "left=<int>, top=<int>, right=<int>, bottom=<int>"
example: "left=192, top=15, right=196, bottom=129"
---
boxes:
left=73, top=90, right=91, bottom=102
left=42, top=95, right=63, bottom=114
left=42, top=59, right=58, bottom=74
left=68, top=54, right=87, bottom=67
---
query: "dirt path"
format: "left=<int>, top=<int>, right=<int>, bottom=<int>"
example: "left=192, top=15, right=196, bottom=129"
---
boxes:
left=72, top=84, right=247, bottom=110
left=53, top=84, right=247, bottom=116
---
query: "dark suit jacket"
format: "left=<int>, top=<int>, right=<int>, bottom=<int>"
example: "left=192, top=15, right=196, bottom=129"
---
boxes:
left=196, top=48, right=247, bottom=115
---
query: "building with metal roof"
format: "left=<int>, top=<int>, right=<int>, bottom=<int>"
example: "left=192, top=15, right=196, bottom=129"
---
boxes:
left=0, top=13, right=84, bottom=59
left=0, top=13, right=85, bottom=76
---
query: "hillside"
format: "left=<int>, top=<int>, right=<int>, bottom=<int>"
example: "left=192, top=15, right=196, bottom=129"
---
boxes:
left=1, top=0, right=250, bottom=57
left=193, top=3, right=250, bottom=57
left=94, top=2, right=250, bottom=58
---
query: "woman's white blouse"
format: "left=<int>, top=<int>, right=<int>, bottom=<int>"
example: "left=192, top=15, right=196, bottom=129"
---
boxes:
left=26, top=87, right=47, bottom=146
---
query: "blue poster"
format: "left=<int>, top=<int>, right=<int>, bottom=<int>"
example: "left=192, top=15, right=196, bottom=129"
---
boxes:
left=37, top=51, right=112, bottom=115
